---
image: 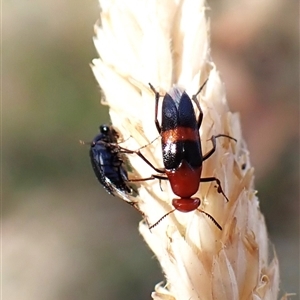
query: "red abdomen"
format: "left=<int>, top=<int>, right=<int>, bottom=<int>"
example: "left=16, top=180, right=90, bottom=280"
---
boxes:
left=166, top=160, right=202, bottom=198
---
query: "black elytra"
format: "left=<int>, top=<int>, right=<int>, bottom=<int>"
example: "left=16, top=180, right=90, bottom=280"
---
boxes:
left=160, top=87, right=203, bottom=173
left=151, top=81, right=207, bottom=201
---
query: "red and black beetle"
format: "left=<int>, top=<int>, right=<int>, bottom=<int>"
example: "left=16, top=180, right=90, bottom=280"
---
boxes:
left=112, top=80, right=236, bottom=229
left=125, top=80, right=235, bottom=229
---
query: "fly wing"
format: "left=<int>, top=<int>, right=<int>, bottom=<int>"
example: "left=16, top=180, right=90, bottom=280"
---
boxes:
left=90, top=145, right=116, bottom=195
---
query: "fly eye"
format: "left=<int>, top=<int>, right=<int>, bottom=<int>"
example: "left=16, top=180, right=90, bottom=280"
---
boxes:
left=100, top=125, right=109, bottom=134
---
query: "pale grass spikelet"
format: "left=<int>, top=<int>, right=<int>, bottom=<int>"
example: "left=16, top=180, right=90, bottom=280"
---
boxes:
left=92, top=0, right=282, bottom=299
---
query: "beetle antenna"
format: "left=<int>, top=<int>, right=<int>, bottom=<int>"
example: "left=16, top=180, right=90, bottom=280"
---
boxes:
left=149, top=209, right=176, bottom=230
left=197, top=209, right=222, bottom=230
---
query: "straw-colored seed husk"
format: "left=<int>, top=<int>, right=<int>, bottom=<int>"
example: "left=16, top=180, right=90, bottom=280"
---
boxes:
left=92, top=0, right=282, bottom=299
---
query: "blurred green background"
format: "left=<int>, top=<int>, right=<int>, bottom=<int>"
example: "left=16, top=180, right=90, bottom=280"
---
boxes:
left=3, top=1, right=299, bottom=299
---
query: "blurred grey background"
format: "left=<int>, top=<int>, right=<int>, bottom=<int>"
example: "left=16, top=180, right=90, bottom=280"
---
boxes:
left=3, top=0, right=299, bottom=299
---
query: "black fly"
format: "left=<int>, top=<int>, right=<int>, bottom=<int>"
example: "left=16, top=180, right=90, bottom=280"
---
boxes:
left=89, top=124, right=132, bottom=196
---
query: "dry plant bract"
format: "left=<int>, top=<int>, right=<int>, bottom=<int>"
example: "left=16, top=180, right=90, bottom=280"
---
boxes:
left=91, top=0, right=283, bottom=299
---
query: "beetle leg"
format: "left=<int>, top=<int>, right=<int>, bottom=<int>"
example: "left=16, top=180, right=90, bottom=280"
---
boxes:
left=203, top=134, right=237, bottom=161
left=200, top=176, right=229, bottom=202
left=128, top=174, right=168, bottom=182
left=191, top=78, right=208, bottom=129
left=149, top=83, right=163, bottom=134
left=117, top=145, right=165, bottom=174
